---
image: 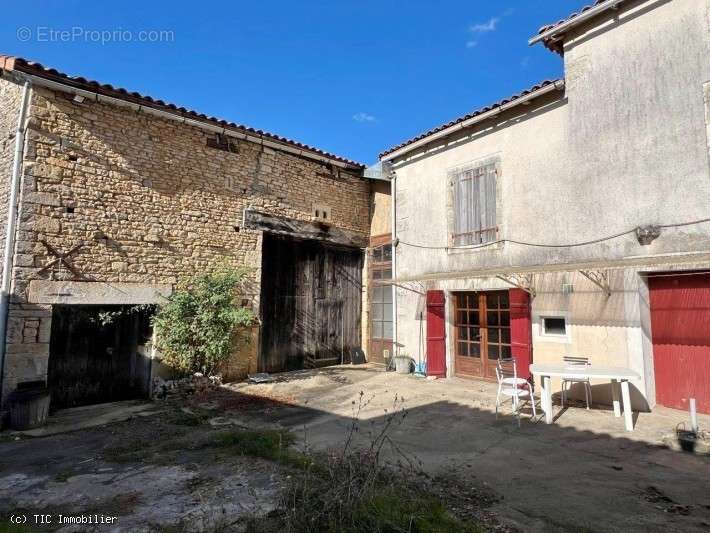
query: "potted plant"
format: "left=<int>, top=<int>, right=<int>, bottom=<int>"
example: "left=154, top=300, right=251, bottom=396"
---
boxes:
left=394, top=351, right=413, bottom=374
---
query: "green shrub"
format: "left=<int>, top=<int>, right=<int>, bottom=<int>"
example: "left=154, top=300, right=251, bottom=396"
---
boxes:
left=152, top=267, right=254, bottom=375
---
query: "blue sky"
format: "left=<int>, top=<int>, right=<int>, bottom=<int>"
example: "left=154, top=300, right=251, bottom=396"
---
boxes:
left=1, top=1, right=586, bottom=163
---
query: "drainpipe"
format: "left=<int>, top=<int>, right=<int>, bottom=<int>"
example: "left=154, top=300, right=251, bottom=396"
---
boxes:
left=390, top=171, right=398, bottom=358
left=0, top=80, right=32, bottom=401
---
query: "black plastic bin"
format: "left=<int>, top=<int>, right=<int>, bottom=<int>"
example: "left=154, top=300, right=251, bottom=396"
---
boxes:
left=8, top=384, right=51, bottom=430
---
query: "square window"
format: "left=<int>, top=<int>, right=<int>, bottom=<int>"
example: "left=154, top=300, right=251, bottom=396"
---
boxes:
left=543, top=317, right=567, bottom=336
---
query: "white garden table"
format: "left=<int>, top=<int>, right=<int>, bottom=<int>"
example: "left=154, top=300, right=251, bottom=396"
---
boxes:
left=530, top=363, right=641, bottom=431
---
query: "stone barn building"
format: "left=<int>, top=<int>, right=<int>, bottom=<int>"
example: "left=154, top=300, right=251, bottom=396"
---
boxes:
left=0, top=56, right=382, bottom=408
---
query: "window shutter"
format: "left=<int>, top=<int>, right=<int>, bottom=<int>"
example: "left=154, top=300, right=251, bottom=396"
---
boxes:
left=451, top=163, right=497, bottom=245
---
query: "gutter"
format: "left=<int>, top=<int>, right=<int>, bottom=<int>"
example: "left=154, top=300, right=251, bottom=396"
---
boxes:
left=381, top=80, right=565, bottom=162
left=529, top=0, right=626, bottom=46
left=21, top=74, right=359, bottom=171
left=0, top=80, right=32, bottom=401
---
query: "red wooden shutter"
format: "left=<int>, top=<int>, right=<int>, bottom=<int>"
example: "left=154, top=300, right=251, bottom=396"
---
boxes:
left=509, top=288, right=532, bottom=379
left=426, top=290, right=446, bottom=377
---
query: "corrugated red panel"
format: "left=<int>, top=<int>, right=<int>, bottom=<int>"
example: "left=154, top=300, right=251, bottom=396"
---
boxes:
left=426, top=291, right=446, bottom=377
left=649, top=273, right=710, bottom=413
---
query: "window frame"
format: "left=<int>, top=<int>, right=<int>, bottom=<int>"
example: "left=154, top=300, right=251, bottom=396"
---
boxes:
left=447, top=156, right=501, bottom=249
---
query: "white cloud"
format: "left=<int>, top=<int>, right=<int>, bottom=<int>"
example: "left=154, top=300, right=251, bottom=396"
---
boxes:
left=466, top=9, right=514, bottom=48
left=353, top=112, right=376, bottom=123
left=470, top=17, right=500, bottom=33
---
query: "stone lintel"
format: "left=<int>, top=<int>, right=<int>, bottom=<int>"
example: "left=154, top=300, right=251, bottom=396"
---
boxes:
left=27, top=281, right=172, bottom=305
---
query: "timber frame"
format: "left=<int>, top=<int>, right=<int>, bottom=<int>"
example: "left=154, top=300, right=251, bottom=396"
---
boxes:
left=243, top=209, right=368, bottom=249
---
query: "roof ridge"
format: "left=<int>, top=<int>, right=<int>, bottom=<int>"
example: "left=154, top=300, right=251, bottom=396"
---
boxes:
left=0, top=55, right=363, bottom=168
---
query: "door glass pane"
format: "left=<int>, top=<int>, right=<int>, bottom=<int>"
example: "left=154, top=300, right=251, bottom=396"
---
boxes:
left=381, top=269, right=392, bottom=279
left=469, top=327, right=480, bottom=341
left=458, top=327, right=468, bottom=340
left=382, top=321, right=393, bottom=340
left=468, top=311, right=479, bottom=325
left=500, top=292, right=509, bottom=308
left=501, top=345, right=512, bottom=358
left=383, top=288, right=393, bottom=303
left=500, top=311, right=510, bottom=326
left=487, top=312, right=499, bottom=326
left=467, top=293, right=477, bottom=308
left=470, top=342, right=480, bottom=357
left=383, top=303, right=393, bottom=319
left=457, top=311, right=467, bottom=325
left=501, top=328, right=511, bottom=344
left=372, top=321, right=383, bottom=338
left=457, top=342, right=469, bottom=357
left=488, top=344, right=499, bottom=360
left=486, top=292, right=499, bottom=309
left=489, top=328, right=500, bottom=343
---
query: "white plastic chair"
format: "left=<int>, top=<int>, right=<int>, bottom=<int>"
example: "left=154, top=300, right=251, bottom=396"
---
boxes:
left=495, top=358, right=536, bottom=426
left=561, top=356, right=592, bottom=410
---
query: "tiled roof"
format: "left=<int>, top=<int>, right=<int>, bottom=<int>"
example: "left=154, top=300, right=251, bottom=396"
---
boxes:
left=0, top=55, right=363, bottom=168
left=379, top=79, right=563, bottom=159
left=536, top=0, right=628, bottom=50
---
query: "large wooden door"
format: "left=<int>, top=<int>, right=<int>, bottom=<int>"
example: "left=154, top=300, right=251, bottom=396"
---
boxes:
left=454, top=291, right=511, bottom=380
left=426, top=291, right=446, bottom=377
left=260, top=234, right=363, bottom=372
left=649, top=273, right=710, bottom=413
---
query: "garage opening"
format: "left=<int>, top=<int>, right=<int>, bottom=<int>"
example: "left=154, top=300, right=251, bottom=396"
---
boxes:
left=48, top=304, right=154, bottom=409
left=649, top=272, right=710, bottom=413
left=259, top=233, right=363, bottom=372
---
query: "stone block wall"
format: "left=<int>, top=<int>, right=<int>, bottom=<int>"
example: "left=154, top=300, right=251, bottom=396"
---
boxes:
left=0, top=76, right=370, bottom=400
left=0, top=76, right=23, bottom=281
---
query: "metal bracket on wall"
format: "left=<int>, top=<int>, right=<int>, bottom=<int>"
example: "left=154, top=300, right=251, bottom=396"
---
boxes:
left=579, top=270, right=611, bottom=297
left=496, top=273, right=536, bottom=298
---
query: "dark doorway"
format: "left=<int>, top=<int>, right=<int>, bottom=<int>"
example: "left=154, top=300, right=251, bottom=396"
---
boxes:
left=260, top=233, right=363, bottom=372
left=48, top=305, right=154, bottom=409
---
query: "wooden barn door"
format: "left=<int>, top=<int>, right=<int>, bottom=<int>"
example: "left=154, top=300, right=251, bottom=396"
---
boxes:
left=260, top=234, right=363, bottom=372
left=649, top=273, right=710, bottom=413
left=426, top=290, right=446, bottom=377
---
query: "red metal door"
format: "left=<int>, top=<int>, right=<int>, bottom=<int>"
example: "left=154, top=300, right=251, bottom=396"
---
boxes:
left=649, top=273, right=710, bottom=413
left=426, top=290, right=446, bottom=377
left=509, top=289, right=532, bottom=379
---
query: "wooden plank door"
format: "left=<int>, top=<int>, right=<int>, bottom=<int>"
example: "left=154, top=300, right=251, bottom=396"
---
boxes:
left=649, top=273, right=710, bottom=413
left=426, top=290, right=446, bottom=377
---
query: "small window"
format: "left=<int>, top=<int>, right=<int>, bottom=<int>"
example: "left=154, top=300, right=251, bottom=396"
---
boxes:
left=313, top=204, right=331, bottom=221
left=542, top=317, right=567, bottom=336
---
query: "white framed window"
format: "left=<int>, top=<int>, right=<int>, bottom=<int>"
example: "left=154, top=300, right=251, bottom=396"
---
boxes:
left=449, top=161, right=498, bottom=246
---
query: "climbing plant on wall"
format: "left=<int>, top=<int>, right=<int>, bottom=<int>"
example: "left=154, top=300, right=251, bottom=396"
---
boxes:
left=152, top=267, right=255, bottom=376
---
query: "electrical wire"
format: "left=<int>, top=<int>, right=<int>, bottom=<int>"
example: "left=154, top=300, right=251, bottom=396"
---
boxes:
left=394, top=216, right=710, bottom=251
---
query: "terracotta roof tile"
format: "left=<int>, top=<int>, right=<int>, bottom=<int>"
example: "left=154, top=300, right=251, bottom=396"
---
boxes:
left=379, top=79, right=563, bottom=159
left=0, top=55, right=363, bottom=168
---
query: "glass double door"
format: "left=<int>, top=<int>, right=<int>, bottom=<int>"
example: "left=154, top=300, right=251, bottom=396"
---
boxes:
left=454, top=291, right=512, bottom=380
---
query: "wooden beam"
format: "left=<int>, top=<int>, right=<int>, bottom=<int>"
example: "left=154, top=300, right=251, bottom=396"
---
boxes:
left=243, top=209, right=368, bottom=248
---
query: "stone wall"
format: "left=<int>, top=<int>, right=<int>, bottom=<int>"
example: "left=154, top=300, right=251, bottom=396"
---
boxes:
left=0, top=75, right=22, bottom=280
left=0, top=77, right=370, bottom=399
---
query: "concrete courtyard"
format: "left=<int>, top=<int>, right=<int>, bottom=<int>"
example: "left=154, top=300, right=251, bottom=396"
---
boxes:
left=1, top=365, right=709, bottom=532
left=225, top=365, right=710, bottom=532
